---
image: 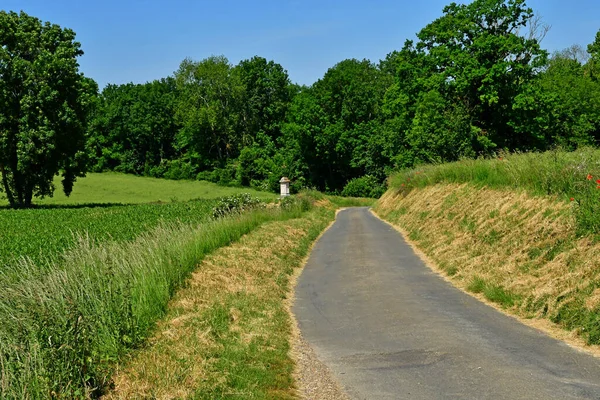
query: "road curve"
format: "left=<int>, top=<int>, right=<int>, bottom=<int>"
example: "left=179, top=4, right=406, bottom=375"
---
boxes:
left=294, top=207, right=600, bottom=400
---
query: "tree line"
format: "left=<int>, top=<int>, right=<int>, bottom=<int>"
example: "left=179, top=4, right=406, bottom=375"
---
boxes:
left=2, top=1, right=600, bottom=207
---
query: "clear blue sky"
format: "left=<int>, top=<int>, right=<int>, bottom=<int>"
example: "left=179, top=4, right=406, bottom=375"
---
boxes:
left=3, top=1, right=599, bottom=88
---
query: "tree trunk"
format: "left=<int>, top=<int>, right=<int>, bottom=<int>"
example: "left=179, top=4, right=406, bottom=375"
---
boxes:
left=0, top=165, right=15, bottom=207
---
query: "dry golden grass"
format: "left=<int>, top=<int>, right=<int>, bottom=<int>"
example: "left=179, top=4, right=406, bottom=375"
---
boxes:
left=375, top=184, right=600, bottom=347
left=105, top=210, right=333, bottom=399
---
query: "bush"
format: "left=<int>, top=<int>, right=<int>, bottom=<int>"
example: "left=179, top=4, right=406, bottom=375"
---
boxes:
left=197, top=163, right=239, bottom=186
left=162, top=160, right=196, bottom=180
left=280, top=195, right=312, bottom=213
left=341, top=175, right=386, bottom=198
left=212, top=193, right=265, bottom=218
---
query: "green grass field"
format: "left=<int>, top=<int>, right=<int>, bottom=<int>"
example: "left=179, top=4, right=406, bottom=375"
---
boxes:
left=0, top=171, right=310, bottom=398
left=6, top=172, right=276, bottom=206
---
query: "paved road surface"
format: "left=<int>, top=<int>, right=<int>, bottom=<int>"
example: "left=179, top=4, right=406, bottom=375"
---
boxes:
left=294, top=207, right=600, bottom=399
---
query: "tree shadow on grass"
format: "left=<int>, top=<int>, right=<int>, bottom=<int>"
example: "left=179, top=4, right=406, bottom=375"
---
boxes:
left=0, top=202, right=130, bottom=210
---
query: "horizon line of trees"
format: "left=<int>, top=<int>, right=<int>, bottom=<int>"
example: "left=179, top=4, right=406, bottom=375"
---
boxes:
left=87, top=0, right=600, bottom=197
left=2, top=1, right=600, bottom=207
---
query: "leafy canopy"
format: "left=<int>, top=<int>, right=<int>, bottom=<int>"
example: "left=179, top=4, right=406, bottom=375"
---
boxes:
left=0, top=11, right=96, bottom=207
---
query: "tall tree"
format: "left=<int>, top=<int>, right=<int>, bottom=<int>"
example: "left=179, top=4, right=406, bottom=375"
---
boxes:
left=88, top=78, right=180, bottom=175
left=382, top=0, right=548, bottom=164
left=174, top=56, right=243, bottom=170
left=588, top=30, right=600, bottom=81
left=236, top=56, right=291, bottom=144
left=284, top=59, right=391, bottom=191
left=0, top=11, right=97, bottom=207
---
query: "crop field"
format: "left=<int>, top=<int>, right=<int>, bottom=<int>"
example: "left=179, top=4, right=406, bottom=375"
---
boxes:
left=0, top=173, right=277, bottom=267
left=0, top=200, right=216, bottom=267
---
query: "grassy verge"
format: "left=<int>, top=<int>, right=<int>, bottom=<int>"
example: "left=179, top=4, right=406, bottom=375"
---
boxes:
left=375, top=184, right=600, bottom=346
left=8, top=172, right=276, bottom=206
left=0, top=202, right=314, bottom=399
left=105, top=206, right=335, bottom=399
left=389, top=147, right=600, bottom=235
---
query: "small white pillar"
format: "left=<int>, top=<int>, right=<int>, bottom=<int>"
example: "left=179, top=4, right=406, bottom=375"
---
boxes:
left=280, top=177, right=291, bottom=197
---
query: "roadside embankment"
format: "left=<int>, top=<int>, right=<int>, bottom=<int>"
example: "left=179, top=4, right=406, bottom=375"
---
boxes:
left=374, top=183, right=600, bottom=347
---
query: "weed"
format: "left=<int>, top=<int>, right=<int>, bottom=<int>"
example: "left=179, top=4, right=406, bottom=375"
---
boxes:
left=483, top=284, right=519, bottom=308
left=468, top=276, right=486, bottom=294
left=527, top=247, right=543, bottom=260
left=212, top=193, right=265, bottom=218
left=459, top=216, right=477, bottom=234
left=482, top=229, right=502, bottom=245
left=409, top=229, right=423, bottom=241
left=446, top=265, right=459, bottom=276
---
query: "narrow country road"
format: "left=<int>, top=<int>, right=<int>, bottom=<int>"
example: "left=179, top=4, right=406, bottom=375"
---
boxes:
left=294, top=207, right=600, bottom=399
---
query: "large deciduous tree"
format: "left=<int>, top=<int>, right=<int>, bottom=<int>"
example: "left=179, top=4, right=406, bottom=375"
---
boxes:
left=88, top=78, right=180, bottom=175
left=283, top=59, right=391, bottom=191
left=0, top=11, right=97, bottom=207
left=383, top=0, right=548, bottom=165
left=174, top=56, right=243, bottom=170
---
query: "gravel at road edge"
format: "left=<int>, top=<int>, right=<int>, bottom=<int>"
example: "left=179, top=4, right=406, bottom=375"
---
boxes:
left=291, top=332, right=349, bottom=400
left=288, top=209, right=349, bottom=400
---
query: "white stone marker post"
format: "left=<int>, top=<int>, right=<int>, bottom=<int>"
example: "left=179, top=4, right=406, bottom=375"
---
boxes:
left=280, top=177, right=291, bottom=198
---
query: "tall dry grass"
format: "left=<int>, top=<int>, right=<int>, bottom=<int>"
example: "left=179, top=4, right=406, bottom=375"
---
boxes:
left=375, top=184, right=600, bottom=346
left=389, top=147, right=600, bottom=235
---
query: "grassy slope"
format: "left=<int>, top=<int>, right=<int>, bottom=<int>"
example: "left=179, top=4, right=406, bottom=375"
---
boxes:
left=389, top=147, right=600, bottom=235
left=13, top=172, right=276, bottom=206
left=376, top=149, right=600, bottom=346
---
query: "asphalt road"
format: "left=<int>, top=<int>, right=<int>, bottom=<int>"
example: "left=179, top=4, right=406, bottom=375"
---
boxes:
left=294, top=207, right=600, bottom=400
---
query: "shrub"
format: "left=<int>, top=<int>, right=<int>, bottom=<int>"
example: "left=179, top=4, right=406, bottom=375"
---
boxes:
left=197, top=163, right=239, bottom=186
left=341, top=175, right=386, bottom=198
left=162, top=160, right=196, bottom=180
left=212, top=193, right=265, bottom=218
left=280, top=195, right=312, bottom=212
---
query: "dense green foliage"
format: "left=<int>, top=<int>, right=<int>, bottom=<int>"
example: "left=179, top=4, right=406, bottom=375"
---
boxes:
left=389, top=147, right=600, bottom=236
left=0, top=204, right=313, bottom=398
left=77, top=0, right=600, bottom=199
left=0, top=11, right=97, bottom=207
left=87, top=79, right=179, bottom=176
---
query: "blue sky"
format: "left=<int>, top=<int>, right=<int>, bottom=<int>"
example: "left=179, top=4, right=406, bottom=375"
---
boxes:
left=3, top=1, right=599, bottom=88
